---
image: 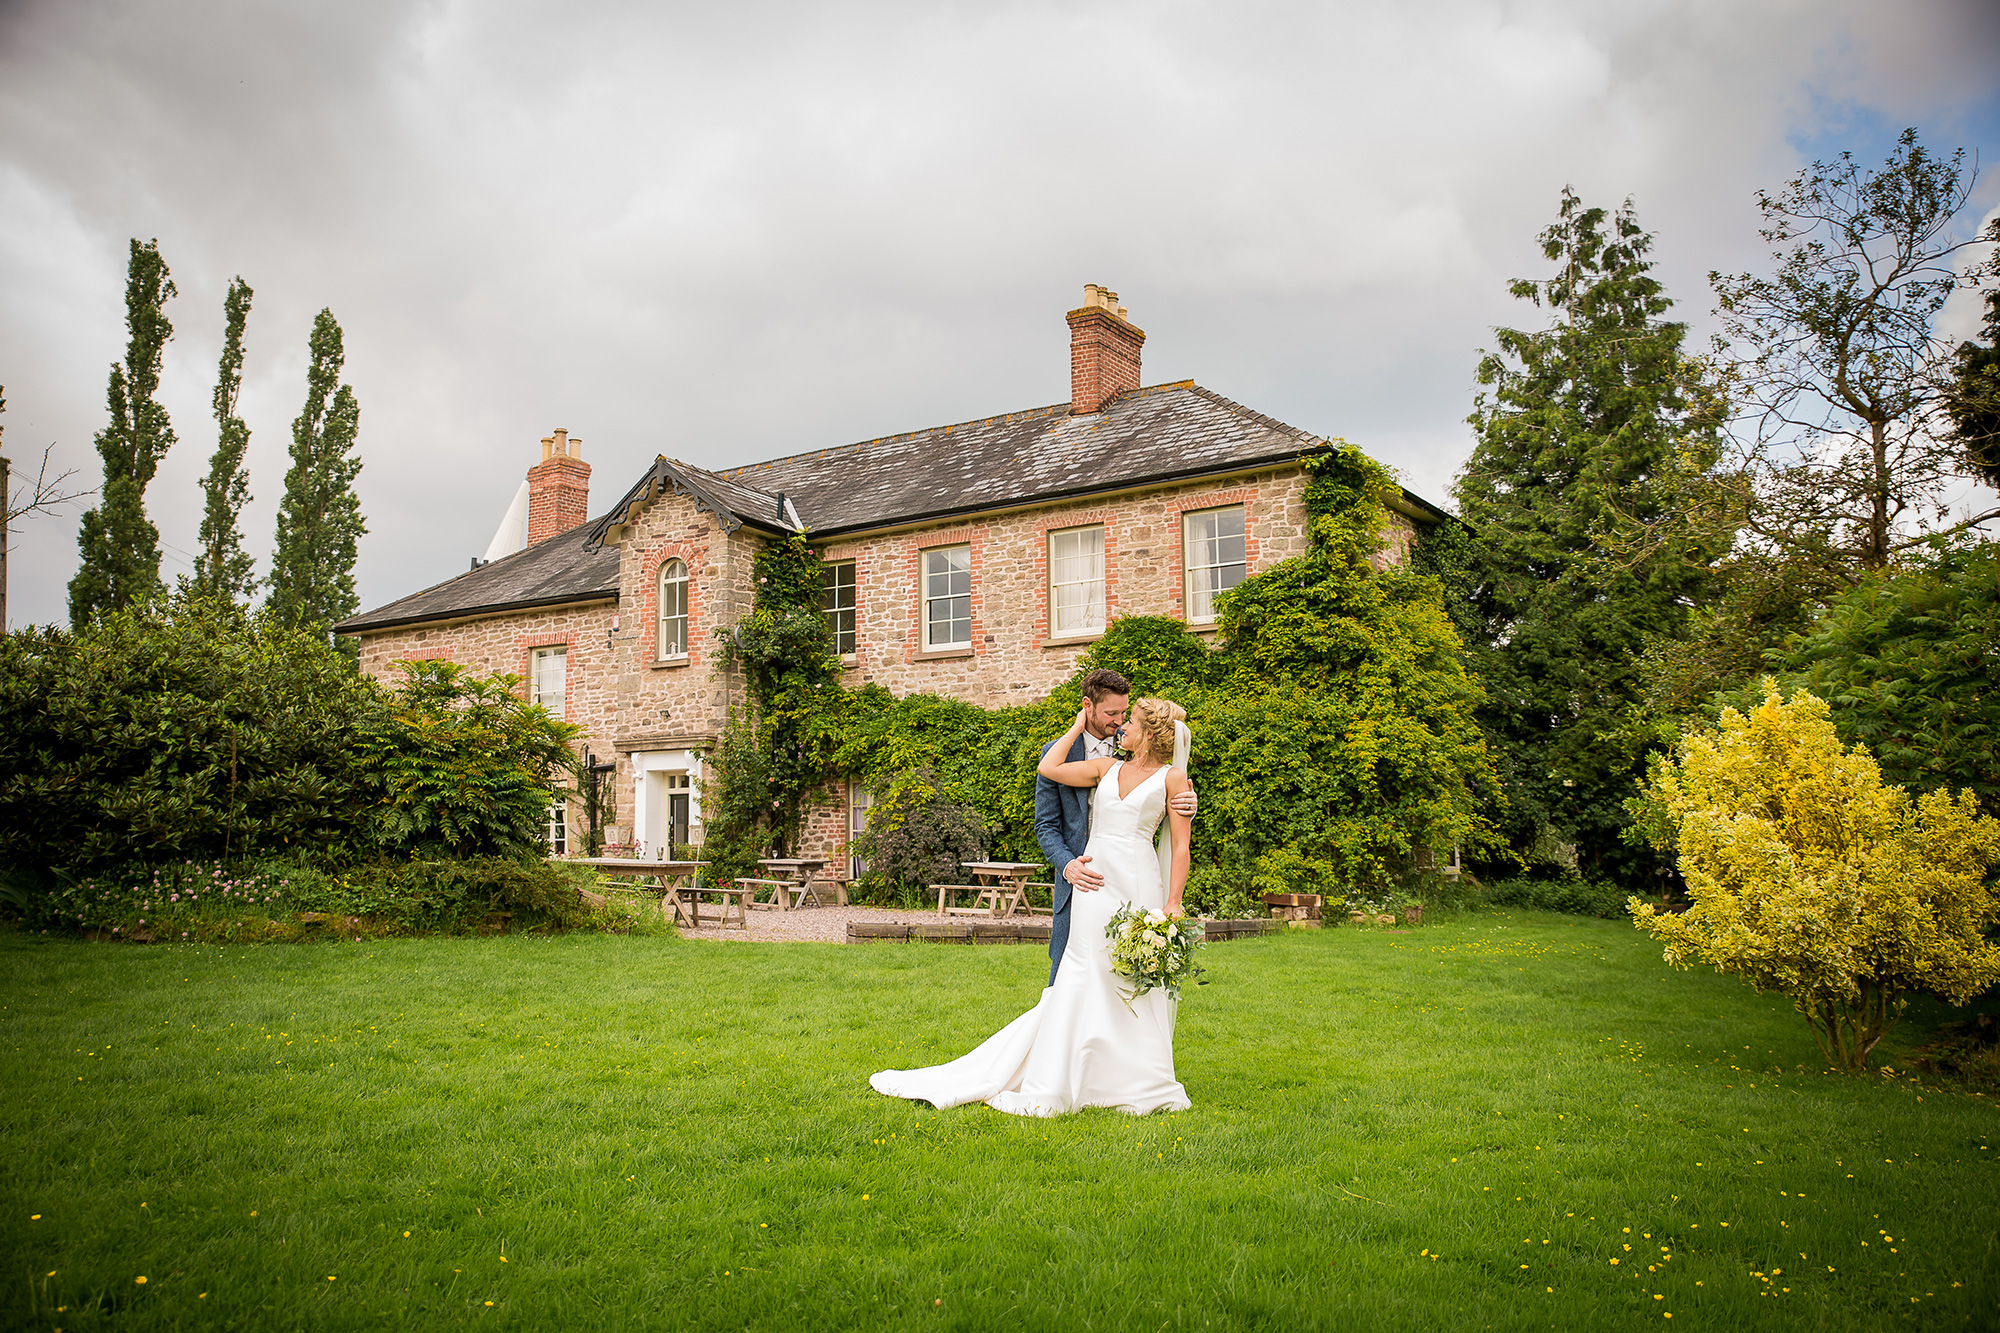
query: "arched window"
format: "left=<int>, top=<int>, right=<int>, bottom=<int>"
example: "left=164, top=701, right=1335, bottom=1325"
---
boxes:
left=657, top=559, right=689, bottom=659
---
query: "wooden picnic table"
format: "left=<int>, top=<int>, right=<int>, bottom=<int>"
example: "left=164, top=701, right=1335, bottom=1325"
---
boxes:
left=572, top=859, right=736, bottom=929
left=755, top=858, right=830, bottom=911
left=938, top=861, right=1046, bottom=917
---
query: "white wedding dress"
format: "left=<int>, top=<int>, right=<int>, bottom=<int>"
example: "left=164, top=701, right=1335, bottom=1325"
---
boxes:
left=870, top=760, right=1191, bottom=1117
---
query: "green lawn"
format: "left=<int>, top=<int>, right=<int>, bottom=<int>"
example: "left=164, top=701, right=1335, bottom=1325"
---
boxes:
left=3, top=912, right=1995, bottom=1331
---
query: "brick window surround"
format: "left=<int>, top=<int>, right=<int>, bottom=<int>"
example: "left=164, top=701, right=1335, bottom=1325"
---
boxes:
left=640, top=539, right=707, bottom=667
left=1031, top=509, right=1121, bottom=649
left=1168, top=487, right=1261, bottom=624
left=517, top=634, right=579, bottom=717
left=820, top=542, right=874, bottom=671
left=901, top=525, right=987, bottom=662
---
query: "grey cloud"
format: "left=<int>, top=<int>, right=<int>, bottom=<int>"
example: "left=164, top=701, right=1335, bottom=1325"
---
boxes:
left=2, top=0, right=1996, bottom=628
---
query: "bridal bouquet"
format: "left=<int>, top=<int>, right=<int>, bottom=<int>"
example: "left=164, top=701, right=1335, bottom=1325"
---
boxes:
left=1104, top=904, right=1205, bottom=1006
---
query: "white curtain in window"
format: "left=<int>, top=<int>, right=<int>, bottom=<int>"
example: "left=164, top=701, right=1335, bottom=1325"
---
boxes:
left=1049, top=526, right=1105, bottom=637
left=1184, top=507, right=1247, bottom=623
left=531, top=647, right=567, bottom=712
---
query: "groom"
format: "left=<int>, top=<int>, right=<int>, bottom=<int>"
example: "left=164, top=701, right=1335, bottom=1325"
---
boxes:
left=1034, top=668, right=1196, bottom=985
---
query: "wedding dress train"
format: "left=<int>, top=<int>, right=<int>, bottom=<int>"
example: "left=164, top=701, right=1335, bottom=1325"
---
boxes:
left=869, top=761, right=1190, bottom=1117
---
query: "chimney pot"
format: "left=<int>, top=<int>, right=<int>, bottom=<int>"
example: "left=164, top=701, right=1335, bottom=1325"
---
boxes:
left=526, top=428, right=592, bottom=545
left=1067, top=285, right=1145, bottom=415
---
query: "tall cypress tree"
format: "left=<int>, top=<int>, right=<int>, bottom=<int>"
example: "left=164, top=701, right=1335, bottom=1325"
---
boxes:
left=68, top=238, right=177, bottom=628
left=1454, top=189, right=1723, bottom=877
left=193, top=277, right=257, bottom=602
left=267, top=308, right=364, bottom=648
left=1947, top=290, right=2000, bottom=487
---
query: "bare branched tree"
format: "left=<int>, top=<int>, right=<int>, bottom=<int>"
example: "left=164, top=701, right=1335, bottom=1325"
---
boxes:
left=2, top=386, right=97, bottom=631
left=5, top=439, right=96, bottom=530
left=1708, top=128, right=2000, bottom=583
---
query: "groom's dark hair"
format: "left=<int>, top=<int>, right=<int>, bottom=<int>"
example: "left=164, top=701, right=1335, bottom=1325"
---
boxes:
left=1081, top=668, right=1132, bottom=703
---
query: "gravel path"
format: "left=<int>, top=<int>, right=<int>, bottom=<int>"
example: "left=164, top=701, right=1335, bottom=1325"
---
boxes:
left=675, top=905, right=964, bottom=944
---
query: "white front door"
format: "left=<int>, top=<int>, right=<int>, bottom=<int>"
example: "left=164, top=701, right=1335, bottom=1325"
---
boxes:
left=632, top=749, right=703, bottom=859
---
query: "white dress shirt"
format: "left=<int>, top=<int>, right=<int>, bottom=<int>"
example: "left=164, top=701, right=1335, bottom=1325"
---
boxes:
left=1083, top=730, right=1118, bottom=762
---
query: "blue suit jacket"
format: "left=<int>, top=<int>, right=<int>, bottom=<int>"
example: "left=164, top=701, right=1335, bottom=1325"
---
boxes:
left=1034, top=735, right=1090, bottom=982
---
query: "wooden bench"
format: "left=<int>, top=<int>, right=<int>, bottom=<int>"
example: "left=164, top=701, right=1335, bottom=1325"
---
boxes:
left=731, top=878, right=791, bottom=911
left=935, top=883, right=1012, bottom=917
left=676, top=883, right=751, bottom=930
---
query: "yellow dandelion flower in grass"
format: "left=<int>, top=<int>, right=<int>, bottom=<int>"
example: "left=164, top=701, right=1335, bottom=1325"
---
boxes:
left=30, top=1215, right=40, bottom=1221
left=1611, top=1259, right=1620, bottom=1266
left=135, top=1276, right=147, bottom=1285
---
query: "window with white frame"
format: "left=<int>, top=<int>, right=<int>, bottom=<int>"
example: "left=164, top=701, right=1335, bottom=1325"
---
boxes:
left=1183, top=506, right=1247, bottom=623
left=530, top=646, right=567, bottom=714
left=820, top=560, right=856, bottom=655
left=546, top=799, right=569, bottom=856
left=921, top=544, right=972, bottom=650
left=848, top=780, right=872, bottom=880
left=664, top=773, right=691, bottom=854
left=1048, top=525, right=1106, bottom=638
left=657, top=559, right=689, bottom=659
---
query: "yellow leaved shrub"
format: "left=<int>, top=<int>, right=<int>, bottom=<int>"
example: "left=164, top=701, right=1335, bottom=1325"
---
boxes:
left=1631, top=684, right=2000, bottom=1070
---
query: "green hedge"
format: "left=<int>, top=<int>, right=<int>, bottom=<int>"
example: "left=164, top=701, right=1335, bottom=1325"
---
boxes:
left=1481, top=876, right=1632, bottom=918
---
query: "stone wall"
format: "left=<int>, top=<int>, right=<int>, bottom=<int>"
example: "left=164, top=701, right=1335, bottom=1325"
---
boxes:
left=815, top=466, right=1312, bottom=709
left=350, top=458, right=1422, bottom=871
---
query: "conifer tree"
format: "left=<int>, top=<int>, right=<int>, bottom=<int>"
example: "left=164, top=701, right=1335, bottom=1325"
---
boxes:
left=68, top=239, right=177, bottom=628
left=1454, top=189, right=1723, bottom=876
left=1947, top=290, right=2000, bottom=487
left=267, top=309, right=364, bottom=649
left=192, top=277, right=257, bottom=602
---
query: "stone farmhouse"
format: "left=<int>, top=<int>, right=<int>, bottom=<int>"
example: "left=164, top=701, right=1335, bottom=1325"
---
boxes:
left=335, top=287, right=1450, bottom=871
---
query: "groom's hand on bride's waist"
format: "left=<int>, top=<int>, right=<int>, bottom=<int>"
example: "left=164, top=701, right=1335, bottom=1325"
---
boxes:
left=1065, top=856, right=1105, bottom=892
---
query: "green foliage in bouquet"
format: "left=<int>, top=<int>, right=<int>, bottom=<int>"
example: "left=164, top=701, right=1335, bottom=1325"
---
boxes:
left=1104, top=902, right=1205, bottom=1004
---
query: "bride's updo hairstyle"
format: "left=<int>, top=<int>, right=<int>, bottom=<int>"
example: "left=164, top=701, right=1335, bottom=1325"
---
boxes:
left=1129, top=698, right=1187, bottom=761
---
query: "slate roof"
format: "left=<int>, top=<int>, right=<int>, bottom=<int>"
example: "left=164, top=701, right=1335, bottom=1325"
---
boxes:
left=586, top=457, right=800, bottom=544
left=714, top=381, right=1343, bottom=538
left=341, top=381, right=1449, bottom=634
left=334, top=517, right=619, bottom=634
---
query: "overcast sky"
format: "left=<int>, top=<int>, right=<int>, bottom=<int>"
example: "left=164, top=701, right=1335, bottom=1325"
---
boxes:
left=4, top=0, right=1998, bottom=630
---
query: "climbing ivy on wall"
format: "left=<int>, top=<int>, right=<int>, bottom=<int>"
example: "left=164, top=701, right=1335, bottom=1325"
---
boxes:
left=703, top=532, right=848, bottom=878
left=705, top=444, right=1501, bottom=899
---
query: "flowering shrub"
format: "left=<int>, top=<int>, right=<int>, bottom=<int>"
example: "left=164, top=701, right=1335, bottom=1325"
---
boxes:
left=32, top=855, right=620, bottom=940
left=1631, top=684, right=2000, bottom=1070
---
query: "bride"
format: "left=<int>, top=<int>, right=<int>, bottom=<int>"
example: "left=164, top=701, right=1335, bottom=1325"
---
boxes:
left=869, top=697, right=1193, bottom=1116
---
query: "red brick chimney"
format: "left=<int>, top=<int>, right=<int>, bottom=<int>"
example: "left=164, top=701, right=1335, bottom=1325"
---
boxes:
left=526, top=428, right=591, bottom=545
left=1067, top=284, right=1145, bottom=415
